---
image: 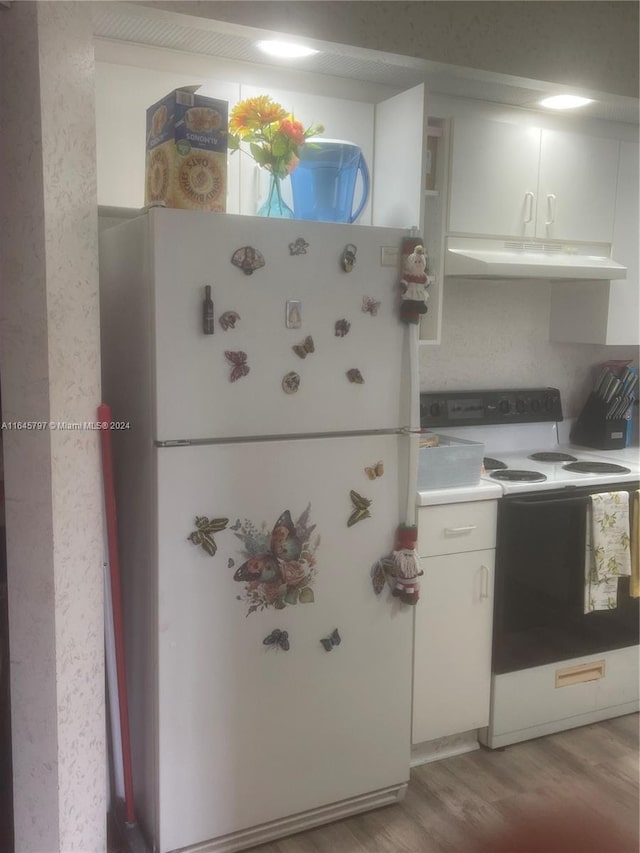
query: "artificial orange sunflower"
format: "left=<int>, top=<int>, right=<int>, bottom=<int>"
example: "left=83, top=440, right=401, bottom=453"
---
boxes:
left=229, top=95, right=288, bottom=137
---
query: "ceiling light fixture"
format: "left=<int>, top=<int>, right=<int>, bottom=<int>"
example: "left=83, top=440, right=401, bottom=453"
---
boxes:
left=539, top=95, right=594, bottom=110
left=256, top=40, right=320, bottom=59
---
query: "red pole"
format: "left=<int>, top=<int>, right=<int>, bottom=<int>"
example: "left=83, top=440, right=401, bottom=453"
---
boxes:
left=98, top=403, right=136, bottom=826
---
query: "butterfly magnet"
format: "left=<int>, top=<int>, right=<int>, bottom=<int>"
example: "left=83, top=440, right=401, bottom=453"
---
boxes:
left=362, top=296, right=381, bottom=316
left=263, top=629, right=290, bottom=651
left=320, top=628, right=341, bottom=652
left=231, top=246, right=265, bottom=275
left=187, top=516, right=229, bottom=556
left=348, top=490, right=372, bottom=527
left=231, top=505, right=319, bottom=616
left=365, top=461, right=384, bottom=480
left=225, top=350, right=250, bottom=382
left=292, top=336, right=314, bottom=359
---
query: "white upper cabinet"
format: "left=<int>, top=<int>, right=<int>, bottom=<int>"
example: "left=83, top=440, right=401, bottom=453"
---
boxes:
left=448, top=116, right=541, bottom=239
left=550, top=139, right=639, bottom=346
left=447, top=116, right=621, bottom=245
left=536, top=129, right=619, bottom=244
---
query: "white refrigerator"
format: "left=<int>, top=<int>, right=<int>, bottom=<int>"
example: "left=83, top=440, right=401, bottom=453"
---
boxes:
left=100, top=208, right=419, bottom=853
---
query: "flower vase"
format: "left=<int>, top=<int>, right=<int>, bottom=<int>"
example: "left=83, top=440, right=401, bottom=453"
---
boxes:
left=257, top=173, right=294, bottom=219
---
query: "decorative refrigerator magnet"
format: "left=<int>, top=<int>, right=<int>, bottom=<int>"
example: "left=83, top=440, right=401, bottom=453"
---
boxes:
left=346, top=368, right=364, bottom=384
left=364, top=461, right=384, bottom=480
left=187, top=516, right=229, bottom=556
left=320, top=629, right=341, bottom=652
left=263, top=629, right=290, bottom=651
left=286, top=300, right=302, bottom=329
left=334, top=319, right=351, bottom=337
left=282, top=372, right=300, bottom=394
left=348, top=490, right=371, bottom=527
left=225, top=350, right=250, bottom=382
left=230, top=505, right=319, bottom=616
left=372, top=526, right=423, bottom=603
left=342, top=244, right=357, bottom=272
left=292, top=336, right=314, bottom=359
left=219, top=311, right=240, bottom=331
left=289, top=237, right=309, bottom=256
left=362, top=296, right=381, bottom=316
left=399, top=237, right=429, bottom=324
left=202, top=285, right=214, bottom=335
left=231, top=246, right=265, bottom=275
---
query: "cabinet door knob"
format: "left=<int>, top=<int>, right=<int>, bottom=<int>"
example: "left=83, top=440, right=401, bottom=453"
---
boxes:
left=480, top=564, right=490, bottom=599
left=444, top=525, right=477, bottom=536
left=524, top=191, right=535, bottom=224
left=545, top=193, right=557, bottom=226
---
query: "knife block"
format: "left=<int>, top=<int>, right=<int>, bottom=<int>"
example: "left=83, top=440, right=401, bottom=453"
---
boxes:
left=570, top=393, right=627, bottom=450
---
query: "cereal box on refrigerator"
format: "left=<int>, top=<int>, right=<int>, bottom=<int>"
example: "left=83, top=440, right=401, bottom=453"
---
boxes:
left=145, top=86, right=228, bottom=212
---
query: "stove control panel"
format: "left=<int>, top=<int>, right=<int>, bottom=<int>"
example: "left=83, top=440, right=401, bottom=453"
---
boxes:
left=420, top=388, right=563, bottom=428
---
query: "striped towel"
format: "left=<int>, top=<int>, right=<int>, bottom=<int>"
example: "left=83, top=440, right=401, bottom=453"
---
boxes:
left=584, top=491, right=632, bottom=613
left=631, top=490, right=640, bottom=598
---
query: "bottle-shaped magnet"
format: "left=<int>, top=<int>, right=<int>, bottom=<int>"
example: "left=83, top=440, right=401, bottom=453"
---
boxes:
left=203, top=285, right=214, bottom=335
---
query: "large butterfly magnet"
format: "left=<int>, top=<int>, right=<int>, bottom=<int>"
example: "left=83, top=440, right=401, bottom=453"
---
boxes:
left=233, top=510, right=303, bottom=584
left=225, top=350, right=250, bottom=382
left=348, top=490, right=372, bottom=527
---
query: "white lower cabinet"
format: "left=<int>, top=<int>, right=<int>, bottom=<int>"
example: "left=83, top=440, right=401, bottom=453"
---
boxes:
left=412, top=500, right=497, bottom=748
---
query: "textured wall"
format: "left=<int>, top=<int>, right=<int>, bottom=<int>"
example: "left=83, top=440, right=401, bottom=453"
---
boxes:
left=0, top=2, right=106, bottom=850
left=419, top=278, right=639, bottom=426
left=145, top=1, right=639, bottom=98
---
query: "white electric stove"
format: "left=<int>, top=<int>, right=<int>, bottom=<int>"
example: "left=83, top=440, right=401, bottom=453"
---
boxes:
left=421, top=387, right=639, bottom=749
left=421, top=389, right=639, bottom=495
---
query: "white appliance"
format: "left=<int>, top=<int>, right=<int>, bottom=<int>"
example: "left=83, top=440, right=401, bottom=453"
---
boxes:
left=99, top=209, right=419, bottom=853
left=420, top=388, right=639, bottom=749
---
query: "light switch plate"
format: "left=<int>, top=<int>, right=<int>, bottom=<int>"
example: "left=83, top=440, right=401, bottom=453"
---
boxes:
left=381, top=246, right=399, bottom=267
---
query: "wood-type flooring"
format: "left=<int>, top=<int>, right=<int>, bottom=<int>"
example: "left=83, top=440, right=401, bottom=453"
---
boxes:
left=248, top=714, right=639, bottom=853
left=108, top=713, right=639, bottom=852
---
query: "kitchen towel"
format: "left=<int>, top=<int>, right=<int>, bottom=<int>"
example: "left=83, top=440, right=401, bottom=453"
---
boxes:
left=584, top=491, right=632, bottom=613
left=630, top=490, right=640, bottom=599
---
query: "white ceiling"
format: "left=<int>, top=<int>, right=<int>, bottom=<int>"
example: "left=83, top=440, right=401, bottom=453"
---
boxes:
left=92, top=1, right=639, bottom=126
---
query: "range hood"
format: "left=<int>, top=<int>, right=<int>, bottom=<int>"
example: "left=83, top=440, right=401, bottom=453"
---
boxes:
left=445, top=237, right=627, bottom=280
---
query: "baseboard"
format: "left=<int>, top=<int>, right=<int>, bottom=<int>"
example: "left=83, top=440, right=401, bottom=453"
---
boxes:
left=172, top=783, right=408, bottom=853
left=410, top=730, right=480, bottom=767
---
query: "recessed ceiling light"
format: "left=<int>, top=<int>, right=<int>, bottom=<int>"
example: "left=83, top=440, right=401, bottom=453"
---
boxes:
left=256, top=40, right=320, bottom=59
left=539, top=95, right=594, bottom=110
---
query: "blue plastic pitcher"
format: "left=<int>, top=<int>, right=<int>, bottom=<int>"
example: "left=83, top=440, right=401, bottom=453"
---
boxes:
left=290, top=139, right=370, bottom=224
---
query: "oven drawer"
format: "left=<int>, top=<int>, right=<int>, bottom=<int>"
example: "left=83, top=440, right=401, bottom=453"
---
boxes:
left=417, top=500, right=497, bottom=556
left=482, top=646, right=640, bottom=748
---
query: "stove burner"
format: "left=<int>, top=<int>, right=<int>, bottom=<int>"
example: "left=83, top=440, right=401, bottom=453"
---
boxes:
left=484, top=457, right=507, bottom=471
left=490, top=469, right=547, bottom=482
left=562, top=461, right=631, bottom=475
left=529, top=451, right=578, bottom=463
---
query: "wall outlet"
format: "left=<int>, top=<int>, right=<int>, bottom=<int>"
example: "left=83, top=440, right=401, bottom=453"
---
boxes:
left=381, top=246, right=399, bottom=267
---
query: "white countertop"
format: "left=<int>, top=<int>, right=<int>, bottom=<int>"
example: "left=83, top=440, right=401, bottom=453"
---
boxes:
left=417, top=480, right=503, bottom=506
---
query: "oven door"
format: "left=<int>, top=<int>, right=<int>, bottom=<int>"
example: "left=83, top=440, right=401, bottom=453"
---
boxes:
left=493, top=483, right=639, bottom=674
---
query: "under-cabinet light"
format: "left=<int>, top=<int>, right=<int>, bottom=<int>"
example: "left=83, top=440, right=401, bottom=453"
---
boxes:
left=539, top=95, right=594, bottom=110
left=256, top=40, right=319, bottom=59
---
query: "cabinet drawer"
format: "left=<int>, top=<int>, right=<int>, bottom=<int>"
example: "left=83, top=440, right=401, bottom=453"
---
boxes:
left=417, top=500, right=497, bottom=556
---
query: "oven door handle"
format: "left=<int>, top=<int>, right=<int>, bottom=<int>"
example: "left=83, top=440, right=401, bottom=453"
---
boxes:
left=508, top=495, right=589, bottom=508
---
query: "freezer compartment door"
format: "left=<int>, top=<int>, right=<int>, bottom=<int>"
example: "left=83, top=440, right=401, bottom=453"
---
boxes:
left=151, top=209, right=409, bottom=441
left=155, top=434, right=412, bottom=852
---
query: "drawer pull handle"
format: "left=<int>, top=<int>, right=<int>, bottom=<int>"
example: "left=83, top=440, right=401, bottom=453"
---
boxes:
left=480, top=565, right=490, bottom=599
left=444, top=525, right=477, bottom=536
left=555, top=660, right=605, bottom=688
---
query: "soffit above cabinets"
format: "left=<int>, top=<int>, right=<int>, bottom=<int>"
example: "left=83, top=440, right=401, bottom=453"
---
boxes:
left=92, top=1, right=639, bottom=125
